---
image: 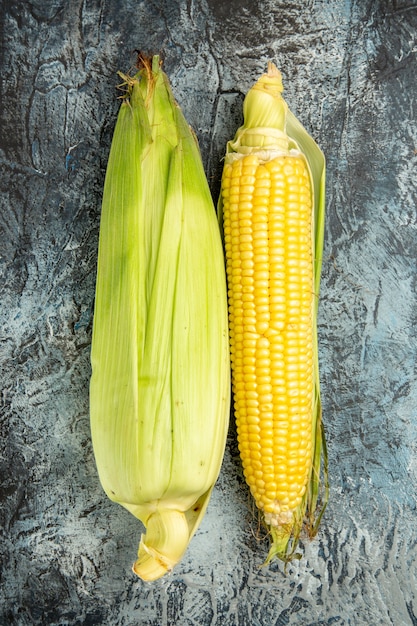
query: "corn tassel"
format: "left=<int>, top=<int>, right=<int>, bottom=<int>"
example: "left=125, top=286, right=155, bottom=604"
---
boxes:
left=90, top=55, right=230, bottom=581
left=218, top=62, right=328, bottom=563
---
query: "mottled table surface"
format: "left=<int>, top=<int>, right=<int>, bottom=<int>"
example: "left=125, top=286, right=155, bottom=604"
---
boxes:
left=1, top=1, right=417, bottom=624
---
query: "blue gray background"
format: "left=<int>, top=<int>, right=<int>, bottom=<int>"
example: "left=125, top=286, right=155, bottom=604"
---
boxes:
left=1, top=1, right=416, bottom=624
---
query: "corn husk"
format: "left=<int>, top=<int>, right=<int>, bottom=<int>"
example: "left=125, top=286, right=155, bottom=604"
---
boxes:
left=90, top=56, right=230, bottom=581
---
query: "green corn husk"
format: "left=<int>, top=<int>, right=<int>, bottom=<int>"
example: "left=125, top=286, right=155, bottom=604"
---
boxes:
left=90, top=55, right=230, bottom=582
left=218, top=62, right=328, bottom=564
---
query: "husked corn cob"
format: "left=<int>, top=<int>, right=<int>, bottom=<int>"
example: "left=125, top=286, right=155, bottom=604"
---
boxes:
left=223, top=154, right=314, bottom=518
left=218, top=62, right=328, bottom=563
left=90, top=55, right=230, bottom=581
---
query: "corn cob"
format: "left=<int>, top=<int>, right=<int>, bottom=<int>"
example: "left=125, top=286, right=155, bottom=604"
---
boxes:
left=90, top=55, right=230, bottom=581
left=218, top=62, right=328, bottom=563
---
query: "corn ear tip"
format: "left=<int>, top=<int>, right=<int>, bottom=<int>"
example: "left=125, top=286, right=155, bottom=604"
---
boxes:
left=262, top=512, right=303, bottom=567
left=132, top=50, right=157, bottom=73
left=266, top=60, right=282, bottom=80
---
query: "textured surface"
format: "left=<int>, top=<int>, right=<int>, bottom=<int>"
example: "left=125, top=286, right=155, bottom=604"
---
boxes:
left=1, top=1, right=417, bottom=624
